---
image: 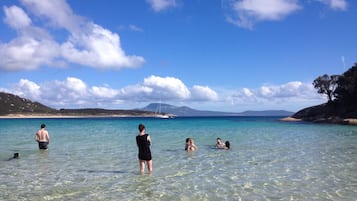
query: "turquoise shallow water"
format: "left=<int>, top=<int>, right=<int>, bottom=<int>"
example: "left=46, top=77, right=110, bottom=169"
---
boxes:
left=0, top=117, right=356, bottom=200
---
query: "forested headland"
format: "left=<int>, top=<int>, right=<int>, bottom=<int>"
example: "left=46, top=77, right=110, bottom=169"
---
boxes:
left=293, top=63, right=357, bottom=124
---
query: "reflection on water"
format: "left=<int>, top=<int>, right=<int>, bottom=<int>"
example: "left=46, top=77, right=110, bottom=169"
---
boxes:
left=0, top=117, right=356, bottom=200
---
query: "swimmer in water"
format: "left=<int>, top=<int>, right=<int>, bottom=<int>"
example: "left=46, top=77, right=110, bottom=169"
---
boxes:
left=35, top=124, right=50, bottom=150
left=185, top=138, right=197, bottom=152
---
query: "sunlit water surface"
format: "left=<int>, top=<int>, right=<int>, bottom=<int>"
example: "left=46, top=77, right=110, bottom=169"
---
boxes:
left=0, top=117, right=356, bottom=200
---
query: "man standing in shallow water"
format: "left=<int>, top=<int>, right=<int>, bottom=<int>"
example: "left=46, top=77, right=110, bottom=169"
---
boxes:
left=35, top=124, right=50, bottom=150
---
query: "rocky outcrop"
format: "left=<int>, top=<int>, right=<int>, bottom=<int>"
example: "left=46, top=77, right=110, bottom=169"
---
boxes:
left=292, top=102, right=356, bottom=124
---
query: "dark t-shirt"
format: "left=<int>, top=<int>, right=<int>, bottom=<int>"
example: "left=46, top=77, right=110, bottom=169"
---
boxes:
left=136, top=134, right=152, bottom=161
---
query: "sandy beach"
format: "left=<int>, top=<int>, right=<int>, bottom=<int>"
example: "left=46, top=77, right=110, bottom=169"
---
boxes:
left=279, top=117, right=302, bottom=122
left=344, top=118, right=357, bottom=125
left=280, top=116, right=357, bottom=125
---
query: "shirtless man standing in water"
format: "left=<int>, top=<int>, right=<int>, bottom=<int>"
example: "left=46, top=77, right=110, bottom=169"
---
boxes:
left=35, top=124, right=50, bottom=150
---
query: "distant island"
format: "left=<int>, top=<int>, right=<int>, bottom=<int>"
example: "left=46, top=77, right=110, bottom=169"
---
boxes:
left=0, top=92, right=293, bottom=118
left=141, top=103, right=293, bottom=117
left=287, top=63, right=357, bottom=125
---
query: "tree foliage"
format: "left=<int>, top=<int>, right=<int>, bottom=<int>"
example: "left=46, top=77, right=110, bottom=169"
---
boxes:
left=334, top=64, right=357, bottom=104
left=313, top=74, right=339, bottom=102
left=295, top=63, right=357, bottom=120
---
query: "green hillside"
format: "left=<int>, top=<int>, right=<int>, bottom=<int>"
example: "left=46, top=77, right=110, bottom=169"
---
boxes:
left=0, top=92, right=56, bottom=115
left=0, top=92, right=155, bottom=116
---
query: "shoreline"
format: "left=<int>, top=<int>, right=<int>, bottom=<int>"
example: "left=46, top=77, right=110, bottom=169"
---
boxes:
left=0, top=114, right=156, bottom=119
left=279, top=117, right=302, bottom=122
left=343, top=118, right=357, bottom=125
left=1, top=115, right=357, bottom=125
left=280, top=116, right=357, bottom=125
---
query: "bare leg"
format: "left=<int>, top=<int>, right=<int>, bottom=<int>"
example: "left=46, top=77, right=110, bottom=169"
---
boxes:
left=147, top=160, right=153, bottom=174
left=139, top=160, right=145, bottom=174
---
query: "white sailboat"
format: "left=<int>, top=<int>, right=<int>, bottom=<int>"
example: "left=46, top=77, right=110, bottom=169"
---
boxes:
left=155, top=102, right=175, bottom=118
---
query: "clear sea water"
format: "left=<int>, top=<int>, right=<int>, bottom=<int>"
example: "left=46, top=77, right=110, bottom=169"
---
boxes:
left=0, top=117, right=356, bottom=201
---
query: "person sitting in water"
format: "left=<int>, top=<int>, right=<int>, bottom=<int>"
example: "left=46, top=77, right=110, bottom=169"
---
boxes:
left=216, top=138, right=225, bottom=149
left=216, top=137, right=230, bottom=150
left=35, top=124, right=50, bottom=150
left=185, top=138, right=190, bottom=151
left=185, top=138, right=197, bottom=152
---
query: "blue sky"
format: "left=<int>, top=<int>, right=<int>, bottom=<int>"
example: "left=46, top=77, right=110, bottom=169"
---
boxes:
left=0, top=0, right=356, bottom=112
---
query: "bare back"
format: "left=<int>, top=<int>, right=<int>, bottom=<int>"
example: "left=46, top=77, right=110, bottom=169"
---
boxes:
left=36, top=129, right=50, bottom=142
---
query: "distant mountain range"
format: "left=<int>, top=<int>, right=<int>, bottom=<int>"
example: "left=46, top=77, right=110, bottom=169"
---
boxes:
left=141, top=103, right=294, bottom=117
left=0, top=92, right=293, bottom=117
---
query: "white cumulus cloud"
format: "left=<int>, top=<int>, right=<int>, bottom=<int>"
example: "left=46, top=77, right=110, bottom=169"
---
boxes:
left=90, top=86, right=119, bottom=99
left=118, top=75, right=192, bottom=101
left=3, top=6, right=31, bottom=29
left=225, top=0, right=348, bottom=28
left=0, top=5, right=59, bottom=71
left=0, top=37, right=60, bottom=71
left=143, top=75, right=191, bottom=99
left=61, top=23, right=145, bottom=68
left=0, top=0, right=144, bottom=71
left=63, top=77, right=87, bottom=95
left=3, top=75, right=218, bottom=109
left=1, top=77, right=328, bottom=111
left=242, top=88, right=254, bottom=97
left=191, top=85, right=219, bottom=101
left=226, top=0, right=301, bottom=29
left=38, top=77, right=89, bottom=106
left=11, top=79, right=41, bottom=100
left=231, top=81, right=324, bottom=110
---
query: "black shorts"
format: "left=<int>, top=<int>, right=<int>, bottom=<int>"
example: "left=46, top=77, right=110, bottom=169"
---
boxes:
left=38, top=142, right=48, bottom=150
